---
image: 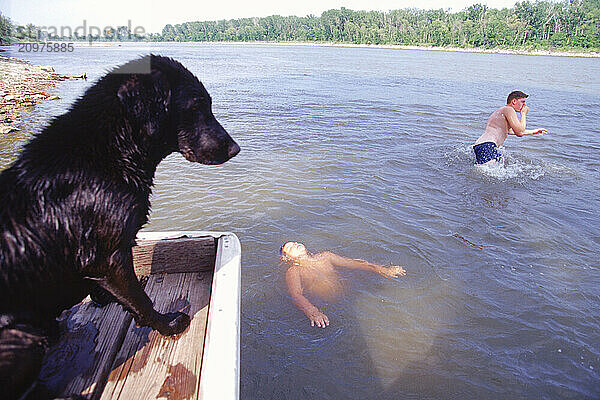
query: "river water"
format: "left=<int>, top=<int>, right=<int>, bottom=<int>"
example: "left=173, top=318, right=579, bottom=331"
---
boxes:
left=3, top=43, right=599, bottom=399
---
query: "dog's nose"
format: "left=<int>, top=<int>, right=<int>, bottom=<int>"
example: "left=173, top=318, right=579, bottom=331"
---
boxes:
left=228, top=142, right=240, bottom=159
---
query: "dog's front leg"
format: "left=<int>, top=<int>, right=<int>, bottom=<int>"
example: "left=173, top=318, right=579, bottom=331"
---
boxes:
left=94, top=248, right=190, bottom=336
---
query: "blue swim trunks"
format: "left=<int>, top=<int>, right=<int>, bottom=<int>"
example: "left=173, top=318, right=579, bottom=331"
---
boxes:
left=473, top=142, right=501, bottom=164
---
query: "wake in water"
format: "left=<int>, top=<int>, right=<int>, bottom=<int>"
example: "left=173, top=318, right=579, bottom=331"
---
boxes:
left=445, top=144, right=576, bottom=183
left=474, top=151, right=546, bottom=181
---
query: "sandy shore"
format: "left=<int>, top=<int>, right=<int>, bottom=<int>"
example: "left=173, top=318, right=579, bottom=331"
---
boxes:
left=0, top=55, right=85, bottom=135
left=98, top=40, right=599, bottom=58
left=322, top=42, right=600, bottom=58
left=218, top=41, right=600, bottom=58
left=7, top=40, right=599, bottom=58
left=44, top=40, right=599, bottom=58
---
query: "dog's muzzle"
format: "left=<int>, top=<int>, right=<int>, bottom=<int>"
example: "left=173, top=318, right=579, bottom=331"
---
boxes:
left=181, top=139, right=240, bottom=165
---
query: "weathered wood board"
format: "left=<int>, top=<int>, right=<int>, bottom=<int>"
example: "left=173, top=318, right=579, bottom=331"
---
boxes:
left=38, top=299, right=132, bottom=398
left=38, top=236, right=216, bottom=399
left=100, top=271, right=213, bottom=400
left=132, top=237, right=216, bottom=277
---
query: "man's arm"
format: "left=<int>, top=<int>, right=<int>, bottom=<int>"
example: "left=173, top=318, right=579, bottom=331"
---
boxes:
left=505, top=105, right=548, bottom=137
left=508, top=128, right=548, bottom=136
left=321, top=252, right=406, bottom=278
left=285, top=267, right=329, bottom=328
left=505, top=106, right=527, bottom=135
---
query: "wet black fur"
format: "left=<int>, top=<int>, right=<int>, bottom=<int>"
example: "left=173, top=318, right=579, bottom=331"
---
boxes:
left=0, top=55, right=239, bottom=399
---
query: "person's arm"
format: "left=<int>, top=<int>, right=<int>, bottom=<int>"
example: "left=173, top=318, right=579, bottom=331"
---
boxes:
left=505, top=106, right=527, bottom=136
left=505, top=105, right=548, bottom=137
left=321, top=252, right=406, bottom=278
left=285, top=267, right=329, bottom=328
left=508, top=128, right=548, bottom=136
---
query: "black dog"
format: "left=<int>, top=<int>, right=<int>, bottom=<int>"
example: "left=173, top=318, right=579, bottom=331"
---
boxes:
left=0, top=55, right=239, bottom=399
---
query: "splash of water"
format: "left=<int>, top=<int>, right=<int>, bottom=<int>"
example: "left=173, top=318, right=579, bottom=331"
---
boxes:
left=475, top=156, right=547, bottom=181
left=447, top=144, right=575, bottom=183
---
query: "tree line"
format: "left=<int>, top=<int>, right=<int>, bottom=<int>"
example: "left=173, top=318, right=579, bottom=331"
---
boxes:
left=160, top=0, right=599, bottom=50
left=0, top=13, right=147, bottom=44
left=0, top=13, right=13, bottom=44
left=1, top=1, right=599, bottom=50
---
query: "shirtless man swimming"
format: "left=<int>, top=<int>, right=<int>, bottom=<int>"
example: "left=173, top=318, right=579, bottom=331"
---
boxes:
left=281, top=241, right=406, bottom=328
left=473, top=91, right=548, bottom=164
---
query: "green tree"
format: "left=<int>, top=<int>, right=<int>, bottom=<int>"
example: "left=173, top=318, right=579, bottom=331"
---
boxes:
left=0, top=13, right=13, bottom=44
left=147, top=3, right=600, bottom=50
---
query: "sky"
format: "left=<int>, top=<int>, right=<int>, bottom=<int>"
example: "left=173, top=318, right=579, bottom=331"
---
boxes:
left=2, top=0, right=520, bottom=34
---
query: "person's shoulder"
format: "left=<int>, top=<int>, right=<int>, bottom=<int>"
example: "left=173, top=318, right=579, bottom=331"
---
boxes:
left=311, top=251, right=336, bottom=264
left=315, top=251, right=335, bottom=259
left=286, top=264, right=301, bottom=276
left=496, top=105, right=515, bottom=118
left=500, top=105, right=515, bottom=113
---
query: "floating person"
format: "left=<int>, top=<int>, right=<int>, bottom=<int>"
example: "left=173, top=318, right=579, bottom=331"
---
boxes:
left=473, top=90, right=548, bottom=165
left=281, top=241, right=406, bottom=328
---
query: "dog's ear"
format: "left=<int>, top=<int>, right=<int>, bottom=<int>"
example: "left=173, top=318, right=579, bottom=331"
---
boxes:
left=149, top=68, right=171, bottom=112
left=116, top=69, right=171, bottom=117
left=116, top=75, right=141, bottom=112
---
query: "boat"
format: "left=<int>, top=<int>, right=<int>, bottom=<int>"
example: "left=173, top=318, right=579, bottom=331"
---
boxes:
left=38, top=231, right=241, bottom=400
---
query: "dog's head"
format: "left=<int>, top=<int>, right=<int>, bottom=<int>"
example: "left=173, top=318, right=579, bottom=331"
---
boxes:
left=112, top=55, right=240, bottom=165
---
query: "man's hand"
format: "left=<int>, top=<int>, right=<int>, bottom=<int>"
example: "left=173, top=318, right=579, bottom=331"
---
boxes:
left=523, top=128, right=548, bottom=136
left=306, top=306, right=330, bottom=328
left=520, top=105, right=529, bottom=115
left=378, top=265, right=406, bottom=279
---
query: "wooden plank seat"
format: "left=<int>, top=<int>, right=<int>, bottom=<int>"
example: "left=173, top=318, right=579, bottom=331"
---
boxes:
left=38, top=235, right=218, bottom=400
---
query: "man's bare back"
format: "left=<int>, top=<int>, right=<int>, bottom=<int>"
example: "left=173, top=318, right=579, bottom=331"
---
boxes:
left=475, top=105, right=513, bottom=147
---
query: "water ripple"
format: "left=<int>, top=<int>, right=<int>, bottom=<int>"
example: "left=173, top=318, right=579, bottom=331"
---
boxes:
left=3, top=43, right=599, bottom=400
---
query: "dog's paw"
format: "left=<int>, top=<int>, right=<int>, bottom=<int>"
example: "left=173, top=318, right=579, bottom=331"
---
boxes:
left=156, top=312, right=190, bottom=336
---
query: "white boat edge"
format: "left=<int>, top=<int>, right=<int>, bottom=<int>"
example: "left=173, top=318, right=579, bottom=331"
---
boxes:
left=136, top=230, right=241, bottom=400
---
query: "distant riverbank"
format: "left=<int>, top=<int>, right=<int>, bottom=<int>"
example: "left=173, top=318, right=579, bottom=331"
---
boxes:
left=306, top=42, right=600, bottom=58
left=67, top=40, right=600, bottom=58
left=229, top=41, right=600, bottom=58
left=3, top=41, right=599, bottom=59
left=0, top=54, right=85, bottom=134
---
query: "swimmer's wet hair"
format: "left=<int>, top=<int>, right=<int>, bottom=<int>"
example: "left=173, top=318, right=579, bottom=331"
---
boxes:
left=279, top=245, right=284, bottom=256
left=507, top=90, right=528, bottom=104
